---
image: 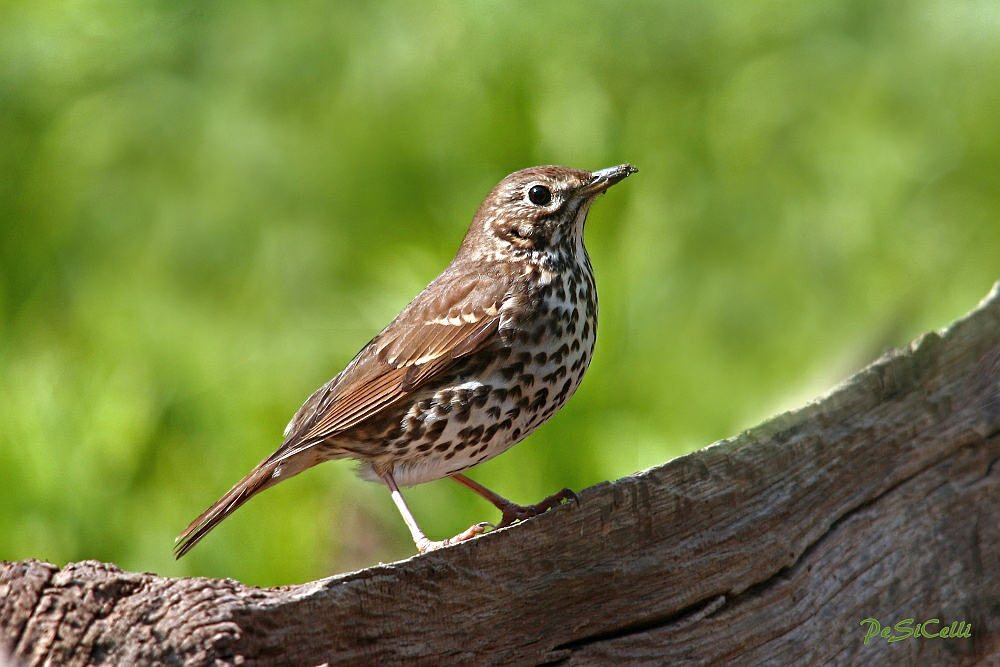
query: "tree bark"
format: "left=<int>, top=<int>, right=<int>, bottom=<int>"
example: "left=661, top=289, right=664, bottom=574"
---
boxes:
left=4, top=283, right=1000, bottom=667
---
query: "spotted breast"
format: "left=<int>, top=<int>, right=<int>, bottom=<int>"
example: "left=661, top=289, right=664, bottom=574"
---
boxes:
left=364, top=245, right=598, bottom=487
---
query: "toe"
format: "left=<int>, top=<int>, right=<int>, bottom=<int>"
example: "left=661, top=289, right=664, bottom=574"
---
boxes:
left=416, top=538, right=440, bottom=554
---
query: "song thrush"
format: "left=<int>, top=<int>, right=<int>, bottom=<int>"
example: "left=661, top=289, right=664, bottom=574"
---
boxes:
left=175, top=163, right=637, bottom=557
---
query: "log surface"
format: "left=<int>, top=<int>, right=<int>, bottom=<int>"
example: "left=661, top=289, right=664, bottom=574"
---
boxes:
left=4, top=283, right=1000, bottom=667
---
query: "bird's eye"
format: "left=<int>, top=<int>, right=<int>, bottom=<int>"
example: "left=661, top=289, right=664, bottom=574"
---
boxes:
left=528, top=185, right=551, bottom=206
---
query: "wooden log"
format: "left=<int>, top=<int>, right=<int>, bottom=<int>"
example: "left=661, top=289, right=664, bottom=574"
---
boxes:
left=4, top=283, right=1000, bottom=667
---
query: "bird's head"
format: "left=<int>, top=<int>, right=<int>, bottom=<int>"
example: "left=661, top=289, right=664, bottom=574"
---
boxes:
left=461, top=164, right=637, bottom=263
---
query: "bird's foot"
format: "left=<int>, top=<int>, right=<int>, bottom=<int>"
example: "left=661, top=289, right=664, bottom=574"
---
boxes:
left=496, top=488, right=578, bottom=530
left=416, top=522, right=491, bottom=553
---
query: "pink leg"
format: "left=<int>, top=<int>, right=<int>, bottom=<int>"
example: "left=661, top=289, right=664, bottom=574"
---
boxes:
left=451, top=473, right=577, bottom=529
left=381, top=471, right=488, bottom=553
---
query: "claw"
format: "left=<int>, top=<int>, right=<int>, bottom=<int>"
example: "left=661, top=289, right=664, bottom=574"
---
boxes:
left=556, top=488, right=579, bottom=506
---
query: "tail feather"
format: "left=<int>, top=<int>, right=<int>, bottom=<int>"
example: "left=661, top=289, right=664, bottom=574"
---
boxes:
left=174, top=449, right=317, bottom=558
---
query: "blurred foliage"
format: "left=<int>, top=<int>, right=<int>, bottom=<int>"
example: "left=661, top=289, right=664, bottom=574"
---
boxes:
left=1, top=0, right=999, bottom=586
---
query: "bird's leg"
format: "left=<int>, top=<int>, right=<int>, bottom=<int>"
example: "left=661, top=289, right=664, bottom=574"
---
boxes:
left=450, top=473, right=577, bottom=530
left=380, top=471, right=489, bottom=553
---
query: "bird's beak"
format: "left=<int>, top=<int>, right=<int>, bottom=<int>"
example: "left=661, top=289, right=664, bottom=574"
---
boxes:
left=576, top=164, right=638, bottom=197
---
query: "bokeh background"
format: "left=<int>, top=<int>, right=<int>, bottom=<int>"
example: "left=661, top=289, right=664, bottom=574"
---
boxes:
left=2, top=0, right=999, bottom=587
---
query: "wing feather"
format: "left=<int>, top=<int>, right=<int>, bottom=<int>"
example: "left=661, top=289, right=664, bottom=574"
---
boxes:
left=281, top=269, right=511, bottom=452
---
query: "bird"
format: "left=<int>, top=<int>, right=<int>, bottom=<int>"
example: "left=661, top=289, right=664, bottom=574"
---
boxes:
left=175, top=163, right=637, bottom=557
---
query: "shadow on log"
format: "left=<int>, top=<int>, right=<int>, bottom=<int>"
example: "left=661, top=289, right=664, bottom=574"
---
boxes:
left=4, top=283, right=1000, bottom=666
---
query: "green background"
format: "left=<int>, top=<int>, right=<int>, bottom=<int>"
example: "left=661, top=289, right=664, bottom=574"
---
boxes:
left=2, top=0, right=998, bottom=586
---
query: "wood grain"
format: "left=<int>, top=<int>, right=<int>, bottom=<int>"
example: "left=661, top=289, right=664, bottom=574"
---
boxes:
left=4, top=283, right=1000, bottom=667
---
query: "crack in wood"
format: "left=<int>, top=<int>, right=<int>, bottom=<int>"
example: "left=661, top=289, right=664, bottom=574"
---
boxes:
left=9, top=563, right=57, bottom=657
left=552, top=595, right=728, bottom=654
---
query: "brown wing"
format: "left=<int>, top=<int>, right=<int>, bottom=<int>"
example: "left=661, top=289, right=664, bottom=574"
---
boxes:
left=278, top=267, right=511, bottom=457
left=175, top=266, right=513, bottom=558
